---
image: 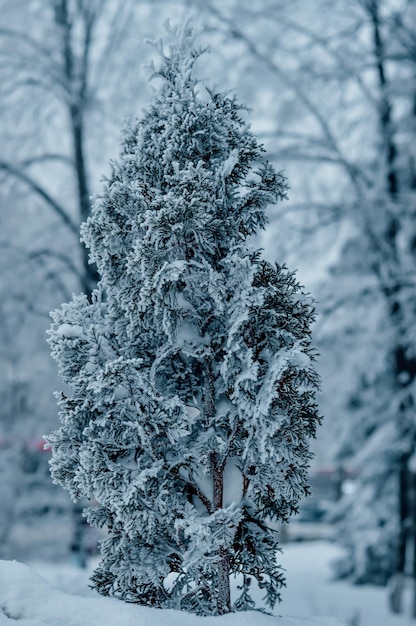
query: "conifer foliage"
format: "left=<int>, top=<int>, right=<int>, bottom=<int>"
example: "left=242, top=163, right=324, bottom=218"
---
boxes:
left=46, top=23, right=320, bottom=615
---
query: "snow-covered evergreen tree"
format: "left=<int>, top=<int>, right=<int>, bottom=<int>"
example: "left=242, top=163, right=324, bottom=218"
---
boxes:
left=46, top=22, right=320, bottom=615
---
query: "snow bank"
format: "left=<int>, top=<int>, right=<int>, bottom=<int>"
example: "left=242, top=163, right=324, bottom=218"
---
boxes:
left=0, top=560, right=345, bottom=626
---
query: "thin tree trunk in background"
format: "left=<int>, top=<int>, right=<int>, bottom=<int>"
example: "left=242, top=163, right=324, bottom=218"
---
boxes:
left=369, top=0, right=398, bottom=199
left=367, top=3, right=416, bottom=609
left=70, top=109, right=99, bottom=295
left=411, top=471, right=416, bottom=618
left=56, top=0, right=98, bottom=297
left=389, top=458, right=408, bottom=613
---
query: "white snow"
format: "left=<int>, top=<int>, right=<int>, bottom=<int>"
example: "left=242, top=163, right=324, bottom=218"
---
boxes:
left=185, top=405, right=200, bottom=419
left=222, top=460, right=243, bottom=508
left=3, top=541, right=416, bottom=626
left=290, top=351, right=311, bottom=369
left=56, top=323, right=83, bottom=338
left=113, top=384, right=130, bottom=400
left=279, top=542, right=416, bottom=626
left=175, top=319, right=202, bottom=347
left=0, top=557, right=344, bottom=626
left=222, top=149, right=239, bottom=177
left=408, top=453, right=416, bottom=475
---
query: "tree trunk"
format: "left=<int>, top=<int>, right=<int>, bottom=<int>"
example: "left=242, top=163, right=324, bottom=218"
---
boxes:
left=369, top=0, right=398, bottom=199
left=56, top=0, right=98, bottom=297
left=212, top=454, right=231, bottom=615
left=388, top=343, right=416, bottom=613
left=410, top=471, right=416, bottom=618
left=70, top=109, right=99, bottom=295
left=389, top=457, right=409, bottom=613
left=204, top=359, right=231, bottom=614
left=217, top=545, right=231, bottom=615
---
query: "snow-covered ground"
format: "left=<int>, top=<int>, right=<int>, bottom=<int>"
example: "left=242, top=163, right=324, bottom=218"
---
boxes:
left=279, top=542, right=415, bottom=626
left=0, top=541, right=414, bottom=626
left=0, top=557, right=342, bottom=626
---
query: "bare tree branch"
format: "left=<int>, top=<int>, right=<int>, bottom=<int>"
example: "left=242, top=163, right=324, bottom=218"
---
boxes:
left=21, top=154, right=74, bottom=168
left=0, top=160, right=78, bottom=235
left=202, top=2, right=366, bottom=196
left=28, top=248, right=83, bottom=283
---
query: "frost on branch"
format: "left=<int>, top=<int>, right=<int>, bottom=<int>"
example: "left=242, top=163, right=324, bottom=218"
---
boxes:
left=46, top=21, right=320, bottom=616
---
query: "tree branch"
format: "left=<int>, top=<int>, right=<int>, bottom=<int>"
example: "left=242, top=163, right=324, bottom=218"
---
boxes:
left=28, top=248, right=83, bottom=283
left=0, top=160, right=78, bottom=235
left=21, top=154, right=74, bottom=168
left=182, top=476, right=213, bottom=514
left=202, top=2, right=365, bottom=196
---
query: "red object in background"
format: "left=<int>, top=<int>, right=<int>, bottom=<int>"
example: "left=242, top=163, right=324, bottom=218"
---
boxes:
left=29, top=438, right=51, bottom=453
left=0, top=437, right=51, bottom=453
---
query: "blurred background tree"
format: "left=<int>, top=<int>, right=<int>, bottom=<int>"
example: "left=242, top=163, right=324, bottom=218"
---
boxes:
left=0, top=0, right=162, bottom=561
left=0, top=0, right=415, bottom=615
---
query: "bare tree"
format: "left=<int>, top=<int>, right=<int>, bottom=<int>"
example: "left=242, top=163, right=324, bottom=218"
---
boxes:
left=0, top=0, right=162, bottom=561
left=0, top=0, right=149, bottom=294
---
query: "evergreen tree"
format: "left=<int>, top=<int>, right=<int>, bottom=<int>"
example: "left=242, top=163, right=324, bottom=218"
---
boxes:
left=46, top=22, right=320, bottom=615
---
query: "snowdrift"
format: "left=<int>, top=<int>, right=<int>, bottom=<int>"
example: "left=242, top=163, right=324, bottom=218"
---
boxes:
left=0, top=559, right=345, bottom=626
